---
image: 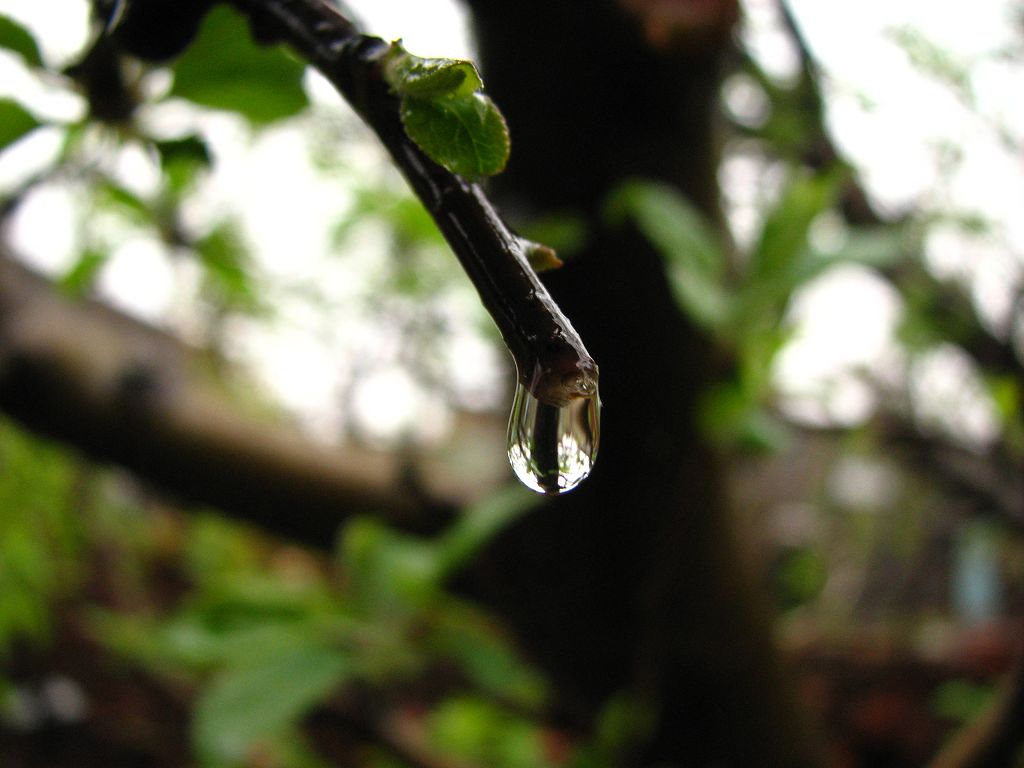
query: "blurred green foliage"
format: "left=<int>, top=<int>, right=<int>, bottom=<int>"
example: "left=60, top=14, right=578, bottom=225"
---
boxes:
left=1, top=2, right=1022, bottom=766
left=0, top=97, right=41, bottom=153
left=0, top=13, right=43, bottom=68
left=170, top=6, right=309, bottom=125
left=608, top=173, right=907, bottom=452
left=0, top=422, right=82, bottom=659
left=80, top=487, right=546, bottom=767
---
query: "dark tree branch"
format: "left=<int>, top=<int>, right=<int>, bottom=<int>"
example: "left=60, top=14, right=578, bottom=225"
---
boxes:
left=0, top=251, right=457, bottom=546
left=221, top=0, right=598, bottom=406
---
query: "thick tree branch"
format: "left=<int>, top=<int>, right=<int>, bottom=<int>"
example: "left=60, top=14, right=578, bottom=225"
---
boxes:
left=0, top=251, right=456, bottom=545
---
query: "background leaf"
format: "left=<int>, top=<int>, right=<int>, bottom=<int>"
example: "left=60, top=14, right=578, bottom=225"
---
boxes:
left=59, top=249, right=109, bottom=296
left=155, top=134, right=213, bottom=193
left=193, top=642, right=352, bottom=764
left=0, top=98, right=40, bottom=153
left=748, top=169, right=843, bottom=280
left=607, top=179, right=730, bottom=329
left=170, top=6, right=308, bottom=126
left=0, top=15, right=43, bottom=68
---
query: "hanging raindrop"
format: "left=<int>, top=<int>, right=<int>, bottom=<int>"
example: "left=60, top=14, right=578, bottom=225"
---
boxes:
left=506, top=381, right=600, bottom=495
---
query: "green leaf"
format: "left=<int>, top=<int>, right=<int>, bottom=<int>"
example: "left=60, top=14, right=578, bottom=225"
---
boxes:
left=738, top=226, right=905, bottom=324
left=382, top=42, right=510, bottom=180
left=154, top=134, right=212, bottom=193
left=0, top=98, right=41, bottom=153
left=932, top=679, right=994, bottom=723
left=607, top=180, right=730, bottom=329
left=196, top=224, right=262, bottom=312
left=772, top=546, right=827, bottom=609
left=384, top=43, right=483, bottom=99
left=748, top=168, right=843, bottom=281
left=59, top=249, right=108, bottom=296
left=0, top=15, right=43, bottom=68
left=400, top=92, right=509, bottom=181
left=697, top=382, right=792, bottom=452
left=430, top=605, right=547, bottom=706
left=95, top=179, right=151, bottom=224
left=170, top=6, right=308, bottom=126
left=435, top=485, right=540, bottom=580
left=340, top=517, right=441, bottom=611
left=427, top=697, right=552, bottom=768
left=520, top=213, right=588, bottom=259
left=193, top=642, right=352, bottom=764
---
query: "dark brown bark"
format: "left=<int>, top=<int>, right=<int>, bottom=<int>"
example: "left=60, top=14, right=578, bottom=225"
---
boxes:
left=0, top=253, right=453, bottom=545
left=459, top=2, right=821, bottom=764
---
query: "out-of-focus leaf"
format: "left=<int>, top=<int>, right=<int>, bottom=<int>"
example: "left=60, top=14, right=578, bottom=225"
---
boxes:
left=333, top=186, right=445, bottom=251
left=428, top=697, right=554, bottom=768
left=698, top=382, right=792, bottom=453
left=748, top=168, right=843, bottom=282
left=386, top=194, right=444, bottom=247
left=154, top=134, right=212, bottom=193
left=340, top=517, right=441, bottom=612
left=96, top=179, right=151, bottom=224
left=931, top=679, right=994, bottom=723
left=773, top=228, right=905, bottom=296
left=170, top=7, right=307, bottom=125
left=0, top=98, right=40, bottom=153
left=729, top=169, right=849, bottom=332
left=989, top=376, right=1020, bottom=425
left=0, top=421, right=80, bottom=655
left=897, top=277, right=977, bottom=353
left=435, top=484, right=540, bottom=579
left=59, top=249, right=108, bottom=295
left=0, top=15, right=43, bottom=68
left=400, top=92, right=509, bottom=181
left=429, top=605, right=546, bottom=707
left=889, top=26, right=971, bottom=98
left=193, top=641, right=352, bottom=764
left=813, top=227, right=905, bottom=270
left=592, top=694, right=657, bottom=762
left=606, top=179, right=730, bottom=329
left=772, top=546, right=827, bottom=610
left=196, top=224, right=262, bottom=311
left=520, top=213, right=588, bottom=259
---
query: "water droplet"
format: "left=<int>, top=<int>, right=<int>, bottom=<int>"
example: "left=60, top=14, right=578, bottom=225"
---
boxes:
left=506, top=381, right=600, bottom=495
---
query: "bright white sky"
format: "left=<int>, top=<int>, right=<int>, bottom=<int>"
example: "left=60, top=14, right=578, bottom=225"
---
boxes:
left=0, top=0, right=1020, bottom=448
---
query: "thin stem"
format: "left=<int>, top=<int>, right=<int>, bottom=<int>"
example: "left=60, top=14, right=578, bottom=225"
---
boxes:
left=225, top=0, right=598, bottom=406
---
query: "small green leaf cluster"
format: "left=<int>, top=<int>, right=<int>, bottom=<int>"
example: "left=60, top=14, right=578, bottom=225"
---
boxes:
left=0, top=14, right=41, bottom=68
left=607, top=173, right=907, bottom=451
left=88, top=487, right=555, bottom=767
left=0, top=14, right=45, bottom=156
left=383, top=42, right=510, bottom=182
left=0, top=420, right=83, bottom=665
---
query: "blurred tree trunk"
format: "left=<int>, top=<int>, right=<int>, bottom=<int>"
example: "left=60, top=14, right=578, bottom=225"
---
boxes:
left=461, top=2, right=821, bottom=764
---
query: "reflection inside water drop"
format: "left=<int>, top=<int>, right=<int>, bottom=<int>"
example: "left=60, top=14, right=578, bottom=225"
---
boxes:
left=506, top=382, right=600, bottom=495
